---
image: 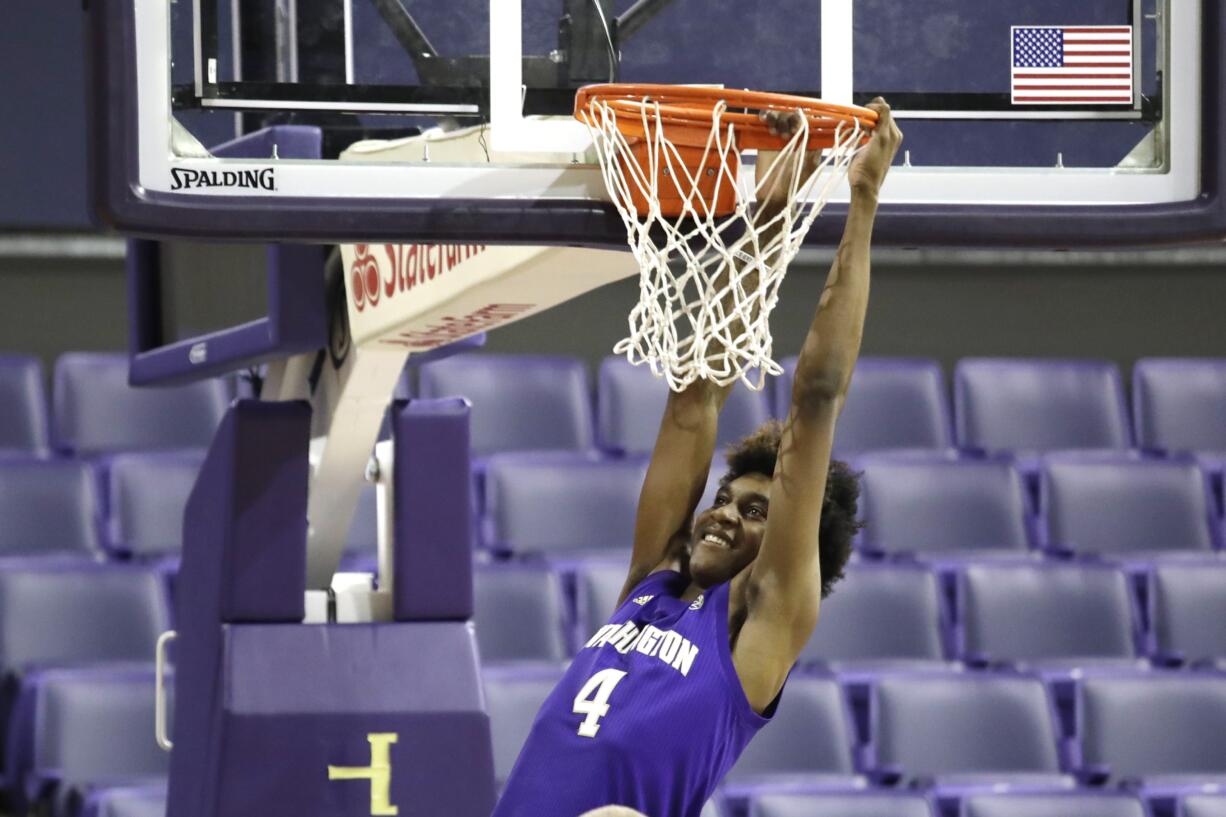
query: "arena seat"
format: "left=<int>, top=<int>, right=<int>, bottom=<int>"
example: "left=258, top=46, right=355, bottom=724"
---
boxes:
left=1132, top=359, right=1226, bottom=455
left=483, top=665, right=567, bottom=786
left=574, top=560, right=633, bottom=644
left=775, top=357, right=954, bottom=455
left=954, top=359, right=1132, bottom=455
left=597, top=356, right=771, bottom=456
left=473, top=564, right=571, bottom=662
left=798, top=563, right=951, bottom=672
left=864, top=673, right=1071, bottom=788
left=955, top=563, right=1143, bottom=670
left=0, top=355, right=50, bottom=457
left=106, top=451, right=205, bottom=559
left=482, top=454, right=645, bottom=556
left=959, top=791, right=1147, bottom=817
left=1148, top=562, right=1226, bottom=668
left=1183, top=795, right=1226, bottom=817
left=1039, top=454, right=1217, bottom=559
left=417, top=354, right=595, bottom=456
left=857, top=455, right=1034, bottom=560
left=0, top=460, right=103, bottom=559
left=1076, top=673, right=1226, bottom=787
left=79, top=783, right=167, bottom=817
left=52, top=353, right=231, bottom=456
left=17, top=668, right=169, bottom=817
left=724, top=676, right=863, bottom=789
left=748, top=790, right=934, bottom=817
left=79, top=782, right=167, bottom=817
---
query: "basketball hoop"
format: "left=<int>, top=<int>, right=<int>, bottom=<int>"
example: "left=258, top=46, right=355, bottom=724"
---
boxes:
left=575, top=84, right=877, bottom=392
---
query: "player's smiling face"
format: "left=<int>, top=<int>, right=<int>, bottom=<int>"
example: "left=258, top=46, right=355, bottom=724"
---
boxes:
left=687, top=472, right=771, bottom=588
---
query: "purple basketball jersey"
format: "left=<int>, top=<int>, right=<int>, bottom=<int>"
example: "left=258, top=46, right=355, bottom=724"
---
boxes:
left=490, top=570, right=777, bottom=817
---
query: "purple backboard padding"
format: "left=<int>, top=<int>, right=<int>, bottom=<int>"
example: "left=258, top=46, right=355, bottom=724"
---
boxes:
left=775, top=357, right=954, bottom=455
left=1038, top=453, right=1218, bottom=555
left=0, top=355, right=50, bottom=456
left=1132, top=359, right=1226, bottom=453
left=85, top=0, right=1226, bottom=246
left=128, top=242, right=328, bottom=386
left=209, top=126, right=322, bottom=161
left=0, top=459, right=104, bottom=558
left=1075, top=672, right=1226, bottom=783
left=954, top=359, right=1132, bottom=455
left=392, top=398, right=474, bottom=621
left=53, top=353, right=231, bottom=454
left=168, top=400, right=308, bottom=817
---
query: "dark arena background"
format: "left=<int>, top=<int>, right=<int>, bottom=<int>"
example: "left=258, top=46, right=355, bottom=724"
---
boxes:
left=1, top=2, right=1225, bottom=817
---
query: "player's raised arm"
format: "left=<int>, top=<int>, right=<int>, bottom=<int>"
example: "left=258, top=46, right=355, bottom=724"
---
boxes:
left=732, top=99, right=902, bottom=712
left=620, top=379, right=732, bottom=605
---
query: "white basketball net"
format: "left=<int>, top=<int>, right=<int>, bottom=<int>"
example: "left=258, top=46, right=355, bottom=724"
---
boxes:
left=581, top=97, right=866, bottom=392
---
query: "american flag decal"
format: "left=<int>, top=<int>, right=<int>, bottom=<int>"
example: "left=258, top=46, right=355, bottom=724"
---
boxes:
left=1011, top=26, right=1134, bottom=105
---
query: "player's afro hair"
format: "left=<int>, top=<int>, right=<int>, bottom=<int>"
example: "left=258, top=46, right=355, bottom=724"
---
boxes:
left=721, top=420, right=861, bottom=598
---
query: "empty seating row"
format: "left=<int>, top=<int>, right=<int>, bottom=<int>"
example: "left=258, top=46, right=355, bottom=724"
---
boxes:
left=484, top=669, right=1226, bottom=797
left=0, top=353, right=231, bottom=458
left=410, top=354, right=1226, bottom=459
left=472, top=560, right=1226, bottom=671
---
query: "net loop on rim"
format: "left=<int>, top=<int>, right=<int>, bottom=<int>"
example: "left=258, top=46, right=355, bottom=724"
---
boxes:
left=576, top=84, right=875, bottom=393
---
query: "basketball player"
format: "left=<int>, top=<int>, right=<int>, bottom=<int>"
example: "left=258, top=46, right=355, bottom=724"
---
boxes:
left=491, top=99, right=903, bottom=817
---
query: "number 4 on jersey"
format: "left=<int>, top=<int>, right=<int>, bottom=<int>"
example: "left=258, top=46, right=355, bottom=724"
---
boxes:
left=573, top=669, right=627, bottom=737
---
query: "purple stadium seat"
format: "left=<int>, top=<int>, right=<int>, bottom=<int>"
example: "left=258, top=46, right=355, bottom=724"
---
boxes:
left=776, top=357, right=953, bottom=455
left=473, top=564, right=570, bottom=662
left=1076, top=673, right=1226, bottom=787
left=857, top=455, right=1034, bottom=559
left=724, top=676, right=863, bottom=789
left=107, top=451, right=205, bottom=558
left=597, top=356, right=771, bottom=455
left=20, top=668, right=169, bottom=817
left=574, top=559, right=632, bottom=643
left=1149, top=563, right=1226, bottom=668
left=749, top=791, right=934, bottom=817
left=1039, top=454, right=1217, bottom=559
left=1183, top=795, right=1226, bottom=817
left=799, top=563, right=951, bottom=672
left=417, top=354, right=595, bottom=456
left=955, top=563, right=1143, bottom=670
left=483, top=454, right=645, bottom=556
left=52, top=353, right=231, bottom=455
left=1133, top=359, right=1226, bottom=455
left=960, top=792, right=1148, bottom=817
left=954, top=359, right=1132, bottom=455
left=865, top=673, right=1071, bottom=788
left=483, top=665, right=567, bottom=786
left=0, top=460, right=103, bottom=559
left=80, top=783, right=167, bottom=817
left=0, top=355, right=50, bottom=457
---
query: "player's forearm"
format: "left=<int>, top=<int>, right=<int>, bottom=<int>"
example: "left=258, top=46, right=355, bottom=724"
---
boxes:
left=791, top=188, right=878, bottom=403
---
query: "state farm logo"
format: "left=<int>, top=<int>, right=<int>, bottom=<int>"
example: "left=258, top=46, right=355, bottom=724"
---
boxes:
left=350, top=243, right=487, bottom=312
left=170, top=167, right=276, bottom=191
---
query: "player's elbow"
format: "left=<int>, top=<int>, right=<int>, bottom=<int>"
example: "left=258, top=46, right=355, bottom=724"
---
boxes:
left=791, top=370, right=848, bottom=413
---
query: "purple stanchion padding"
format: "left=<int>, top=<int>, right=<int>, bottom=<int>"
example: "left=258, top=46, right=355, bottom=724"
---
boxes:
left=1037, top=453, right=1219, bottom=559
left=127, top=242, right=328, bottom=387
left=798, top=562, right=953, bottom=674
left=596, top=356, right=771, bottom=456
left=53, top=353, right=232, bottom=454
left=392, top=398, right=474, bottom=621
left=1074, top=673, right=1226, bottom=789
left=1132, top=359, right=1226, bottom=455
left=953, top=562, right=1144, bottom=671
left=208, top=126, right=322, bottom=161
left=776, top=357, right=954, bottom=456
left=855, top=454, right=1035, bottom=560
left=0, top=355, right=51, bottom=457
left=0, top=459, right=104, bottom=559
left=168, top=399, right=496, bottom=817
left=417, top=355, right=595, bottom=456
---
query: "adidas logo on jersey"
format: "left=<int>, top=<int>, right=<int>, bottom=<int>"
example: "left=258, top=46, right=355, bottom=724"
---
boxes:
left=689, top=595, right=704, bottom=611
left=632, top=595, right=655, bottom=605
